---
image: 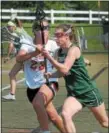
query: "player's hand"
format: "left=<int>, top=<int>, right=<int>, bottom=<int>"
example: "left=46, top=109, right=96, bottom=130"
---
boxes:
left=44, top=72, right=52, bottom=79
left=36, top=44, right=43, bottom=52
left=4, top=56, right=10, bottom=63
left=41, top=48, right=50, bottom=58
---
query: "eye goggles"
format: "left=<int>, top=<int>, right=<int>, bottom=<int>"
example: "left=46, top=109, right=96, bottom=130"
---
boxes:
left=54, top=28, right=72, bottom=38
left=33, top=25, right=50, bottom=32
left=54, top=32, right=65, bottom=38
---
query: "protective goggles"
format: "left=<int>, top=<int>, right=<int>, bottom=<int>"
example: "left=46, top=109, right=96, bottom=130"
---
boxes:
left=54, top=32, right=65, bottom=38
left=54, top=28, right=72, bottom=38
left=33, top=24, right=49, bottom=32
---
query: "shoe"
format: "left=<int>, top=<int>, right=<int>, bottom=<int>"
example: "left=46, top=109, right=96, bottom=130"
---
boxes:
left=31, top=128, right=41, bottom=133
left=89, top=62, right=91, bottom=66
left=2, top=93, right=16, bottom=100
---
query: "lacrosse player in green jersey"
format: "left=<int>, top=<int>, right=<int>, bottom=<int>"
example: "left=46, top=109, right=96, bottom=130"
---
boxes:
left=39, top=24, right=108, bottom=133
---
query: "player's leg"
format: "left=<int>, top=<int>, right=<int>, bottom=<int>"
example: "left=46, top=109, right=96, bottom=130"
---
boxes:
left=2, top=62, right=22, bottom=100
left=32, top=84, right=54, bottom=132
left=46, top=101, right=66, bottom=133
left=4, top=42, right=14, bottom=63
left=9, top=62, right=22, bottom=94
left=89, top=102, right=108, bottom=128
left=61, top=97, right=83, bottom=133
left=84, top=88, right=109, bottom=128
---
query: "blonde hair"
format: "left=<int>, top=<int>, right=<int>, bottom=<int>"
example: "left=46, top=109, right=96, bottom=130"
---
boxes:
left=7, top=21, right=16, bottom=27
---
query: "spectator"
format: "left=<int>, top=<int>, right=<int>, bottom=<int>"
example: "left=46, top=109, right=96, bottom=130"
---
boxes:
left=101, top=16, right=109, bottom=49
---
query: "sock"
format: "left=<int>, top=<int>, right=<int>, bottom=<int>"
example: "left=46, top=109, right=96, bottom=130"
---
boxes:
left=10, top=93, right=15, bottom=95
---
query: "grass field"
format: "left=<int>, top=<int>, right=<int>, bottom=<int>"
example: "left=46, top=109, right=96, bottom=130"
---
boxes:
left=1, top=53, right=108, bottom=133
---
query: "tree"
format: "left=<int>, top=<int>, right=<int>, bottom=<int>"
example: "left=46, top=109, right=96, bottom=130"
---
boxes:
left=1, top=1, right=108, bottom=11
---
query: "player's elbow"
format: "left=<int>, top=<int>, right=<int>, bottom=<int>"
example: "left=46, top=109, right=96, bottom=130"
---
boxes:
left=60, top=68, right=70, bottom=75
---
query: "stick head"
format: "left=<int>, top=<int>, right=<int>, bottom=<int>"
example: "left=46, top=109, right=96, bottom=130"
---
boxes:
left=32, top=6, right=46, bottom=33
left=1, top=26, right=20, bottom=44
left=35, top=6, right=46, bottom=21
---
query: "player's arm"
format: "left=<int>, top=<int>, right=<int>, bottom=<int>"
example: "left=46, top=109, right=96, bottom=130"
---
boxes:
left=16, top=49, right=40, bottom=62
left=44, top=70, right=63, bottom=79
left=14, top=18, right=23, bottom=28
left=7, top=42, right=14, bottom=57
left=52, top=70, right=64, bottom=78
left=16, top=44, right=41, bottom=62
left=4, top=42, right=14, bottom=62
left=42, top=46, right=80, bottom=75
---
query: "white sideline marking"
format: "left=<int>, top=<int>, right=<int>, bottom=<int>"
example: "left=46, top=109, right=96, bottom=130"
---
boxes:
left=1, top=78, right=25, bottom=91
left=1, top=70, right=23, bottom=74
left=91, top=132, right=100, bottom=133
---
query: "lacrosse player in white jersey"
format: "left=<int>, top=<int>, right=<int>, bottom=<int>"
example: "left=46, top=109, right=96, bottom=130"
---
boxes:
left=2, top=18, right=31, bottom=100
left=16, top=19, right=66, bottom=133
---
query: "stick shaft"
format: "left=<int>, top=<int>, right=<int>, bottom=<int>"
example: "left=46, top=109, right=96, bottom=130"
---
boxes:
left=40, top=21, right=49, bottom=83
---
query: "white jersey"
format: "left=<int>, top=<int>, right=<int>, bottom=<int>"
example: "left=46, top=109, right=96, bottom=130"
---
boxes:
left=20, top=39, right=59, bottom=89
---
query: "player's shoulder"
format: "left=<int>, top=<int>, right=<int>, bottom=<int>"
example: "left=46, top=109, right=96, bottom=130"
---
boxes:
left=47, top=39, right=57, bottom=45
left=46, top=39, right=59, bottom=52
left=48, top=39, right=59, bottom=48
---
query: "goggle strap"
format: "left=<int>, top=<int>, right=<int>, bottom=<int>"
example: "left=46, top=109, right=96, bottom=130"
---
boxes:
left=65, top=28, right=72, bottom=34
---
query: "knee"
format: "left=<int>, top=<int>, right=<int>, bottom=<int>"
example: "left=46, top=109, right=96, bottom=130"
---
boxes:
left=62, top=107, right=81, bottom=121
left=9, top=72, right=15, bottom=78
left=61, top=110, right=72, bottom=121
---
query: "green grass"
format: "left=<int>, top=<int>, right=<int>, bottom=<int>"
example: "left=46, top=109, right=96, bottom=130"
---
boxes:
left=1, top=54, right=108, bottom=133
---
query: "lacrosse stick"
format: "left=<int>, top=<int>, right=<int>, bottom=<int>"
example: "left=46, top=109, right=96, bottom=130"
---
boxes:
left=1, top=26, right=20, bottom=63
left=1, top=26, right=20, bottom=43
left=34, top=5, right=49, bottom=84
left=1, top=26, right=38, bottom=63
left=1, top=26, right=37, bottom=47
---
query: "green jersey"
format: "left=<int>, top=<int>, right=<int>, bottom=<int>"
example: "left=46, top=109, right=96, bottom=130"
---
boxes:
left=57, top=46, right=96, bottom=96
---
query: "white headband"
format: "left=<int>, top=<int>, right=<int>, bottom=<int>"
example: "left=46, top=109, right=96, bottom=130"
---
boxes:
left=65, top=28, right=72, bottom=34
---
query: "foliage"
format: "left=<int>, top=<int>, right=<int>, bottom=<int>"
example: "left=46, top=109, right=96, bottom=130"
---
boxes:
left=1, top=1, right=108, bottom=11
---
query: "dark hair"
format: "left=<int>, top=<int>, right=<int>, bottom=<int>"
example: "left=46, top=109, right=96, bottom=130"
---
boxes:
left=14, top=18, right=22, bottom=28
left=56, top=24, right=78, bottom=44
left=32, top=19, right=49, bottom=32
